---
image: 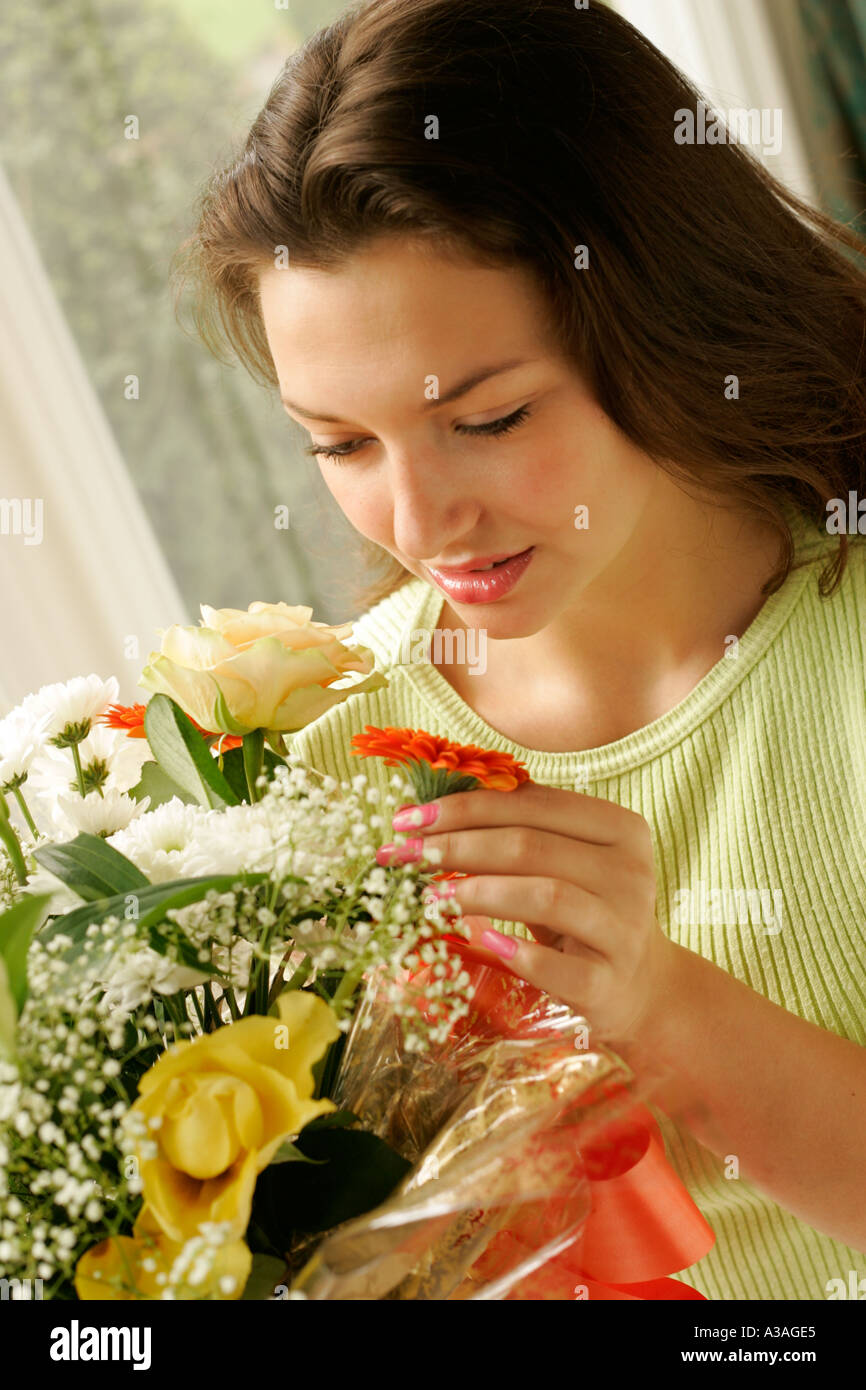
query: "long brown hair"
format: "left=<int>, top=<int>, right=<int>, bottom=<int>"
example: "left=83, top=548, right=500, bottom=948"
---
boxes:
left=173, top=0, right=866, bottom=608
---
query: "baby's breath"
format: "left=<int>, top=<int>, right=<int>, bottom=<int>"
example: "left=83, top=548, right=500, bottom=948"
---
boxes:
left=0, top=757, right=475, bottom=1297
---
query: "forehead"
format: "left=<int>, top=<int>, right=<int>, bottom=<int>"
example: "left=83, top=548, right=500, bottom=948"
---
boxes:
left=257, top=237, right=556, bottom=393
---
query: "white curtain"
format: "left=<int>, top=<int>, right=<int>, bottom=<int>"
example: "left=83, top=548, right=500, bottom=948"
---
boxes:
left=0, top=163, right=187, bottom=716
left=611, top=0, right=818, bottom=204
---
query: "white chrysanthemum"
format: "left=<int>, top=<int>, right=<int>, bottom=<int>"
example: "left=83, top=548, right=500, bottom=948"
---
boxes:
left=0, top=704, right=52, bottom=785
left=106, top=799, right=214, bottom=882
left=80, top=722, right=151, bottom=792
left=28, top=722, right=150, bottom=798
left=27, top=675, right=119, bottom=741
left=24, top=725, right=151, bottom=842
left=191, top=805, right=280, bottom=877
left=53, top=788, right=149, bottom=839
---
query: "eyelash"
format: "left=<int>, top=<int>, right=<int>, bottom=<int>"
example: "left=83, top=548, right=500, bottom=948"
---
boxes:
left=303, top=404, right=533, bottom=463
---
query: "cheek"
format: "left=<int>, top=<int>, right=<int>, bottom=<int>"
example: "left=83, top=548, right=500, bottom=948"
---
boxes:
left=319, top=466, right=392, bottom=543
left=523, top=416, right=654, bottom=539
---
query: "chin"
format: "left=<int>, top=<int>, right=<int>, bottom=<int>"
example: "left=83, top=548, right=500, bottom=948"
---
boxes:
left=448, top=593, right=551, bottom=641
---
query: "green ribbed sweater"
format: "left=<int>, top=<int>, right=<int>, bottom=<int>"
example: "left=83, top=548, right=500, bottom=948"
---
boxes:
left=288, top=508, right=866, bottom=1300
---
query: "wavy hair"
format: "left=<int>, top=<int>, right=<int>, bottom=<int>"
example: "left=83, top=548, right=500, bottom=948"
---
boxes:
left=173, top=0, right=866, bottom=608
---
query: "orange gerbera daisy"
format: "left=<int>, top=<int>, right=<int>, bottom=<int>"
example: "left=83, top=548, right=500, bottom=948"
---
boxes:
left=99, top=703, right=149, bottom=738
left=350, top=724, right=530, bottom=801
left=99, top=703, right=243, bottom=751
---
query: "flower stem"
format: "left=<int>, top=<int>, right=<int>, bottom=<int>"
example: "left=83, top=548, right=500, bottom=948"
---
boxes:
left=202, top=982, right=222, bottom=1031
left=0, top=795, right=28, bottom=884
left=284, top=955, right=314, bottom=990
left=70, top=743, right=86, bottom=798
left=190, top=987, right=207, bottom=1032
left=242, top=728, right=265, bottom=803
left=268, top=944, right=304, bottom=1005
left=222, top=985, right=241, bottom=1021
left=330, top=964, right=364, bottom=1012
left=162, top=992, right=189, bottom=1038
left=11, top=786, right=39, bottom=842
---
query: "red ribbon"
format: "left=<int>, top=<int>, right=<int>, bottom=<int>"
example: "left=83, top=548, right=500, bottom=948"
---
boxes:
left=409, top=932, right=714, bottom=1300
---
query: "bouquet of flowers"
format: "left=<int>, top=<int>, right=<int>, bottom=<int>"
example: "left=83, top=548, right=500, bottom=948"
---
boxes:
left=0, top=600, right=714, bottom=1300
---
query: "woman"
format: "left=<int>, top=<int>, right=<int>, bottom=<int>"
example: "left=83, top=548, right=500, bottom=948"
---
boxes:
left=175, top=0, right=866, bottom=1300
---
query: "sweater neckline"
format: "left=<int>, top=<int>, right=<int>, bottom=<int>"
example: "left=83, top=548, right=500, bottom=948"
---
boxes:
left=394, top=511, right=823, bottom=779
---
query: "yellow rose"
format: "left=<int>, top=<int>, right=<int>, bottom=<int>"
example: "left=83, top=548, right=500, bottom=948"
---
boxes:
left=138, top=600, right=387, bottom=736
left=130, top=990, right=340, bottom=1243
left=75, top=1206, right=252, bottom=1301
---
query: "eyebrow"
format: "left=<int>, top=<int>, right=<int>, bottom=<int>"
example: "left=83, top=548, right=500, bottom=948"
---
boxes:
left=279, top=358, right=537, bottom=423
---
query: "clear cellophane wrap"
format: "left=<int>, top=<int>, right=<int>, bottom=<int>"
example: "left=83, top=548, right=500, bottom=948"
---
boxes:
left=285, top=945, right=697, bottom=1301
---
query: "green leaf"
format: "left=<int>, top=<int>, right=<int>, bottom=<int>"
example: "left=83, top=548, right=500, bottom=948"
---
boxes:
left=252, top=1127, right=412, bottom=1243
left=38, top=873, right=269, bottom=958
left=264, top=731, right=289, bottom=757
left=0, top=893, right=52, bottom=1014
left=269, top=1139, right=328, bottom=1166
left=133, top=876, right=264, bottom=933
left=0, top=958, right=18, bottom=1061
left=33, top=833, right=149, bottom=902
left=144, top=695, right=239, bottom=809
left=127, top=760, right=198, bottom=809
left=301, top=1109, right=359, bottom=1132
left=310, top=1010, right=348, bottom=1101
left=240, top=1254, right=289, bottom=1301
left=212, top=686, right=250, bottom=737
left=217, top=746, right=283, bottom=804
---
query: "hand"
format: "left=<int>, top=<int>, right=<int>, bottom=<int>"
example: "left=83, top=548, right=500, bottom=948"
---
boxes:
left=380, top=781, right=677, bottom=1051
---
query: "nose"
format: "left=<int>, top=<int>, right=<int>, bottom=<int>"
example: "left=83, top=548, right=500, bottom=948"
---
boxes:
left=388, top=446, right=482, bottom=563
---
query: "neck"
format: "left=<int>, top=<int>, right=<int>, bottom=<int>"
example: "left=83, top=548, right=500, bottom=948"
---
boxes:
left=438, top=483, right=783, bottom=709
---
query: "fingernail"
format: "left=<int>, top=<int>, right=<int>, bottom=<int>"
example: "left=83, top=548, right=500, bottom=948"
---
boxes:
left=392, top=801, right=440, bottom=831
left=481, top=928, right=519, bottom=960
left=422, top=880, right=457, bottom=902
left=376, top=838, right=425, bottom=866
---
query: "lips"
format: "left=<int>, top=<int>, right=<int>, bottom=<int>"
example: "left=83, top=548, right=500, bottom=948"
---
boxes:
left=431, top=547, right=532, bottom=574
left=426, top=547, right=536, bottom=603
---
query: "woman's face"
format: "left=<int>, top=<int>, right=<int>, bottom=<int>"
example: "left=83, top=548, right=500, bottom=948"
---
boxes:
left=258, top=235, right=658, bottom=639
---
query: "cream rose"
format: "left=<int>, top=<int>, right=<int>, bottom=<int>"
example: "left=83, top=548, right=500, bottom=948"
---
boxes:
left=138, top=600, right=387, bottom=736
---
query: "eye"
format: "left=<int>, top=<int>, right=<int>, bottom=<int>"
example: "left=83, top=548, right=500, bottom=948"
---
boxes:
left=456, top=403, right=532, bottom=440
left=304, top=404, right=533, bottom=464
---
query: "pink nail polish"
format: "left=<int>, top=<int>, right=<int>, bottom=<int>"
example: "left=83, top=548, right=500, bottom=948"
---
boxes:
left=376, top=838, right=425, bottom=866
left=392, top=801, right=440, bottom=831
left=481, top=928, right=518, bottom=959
left=431, top=879, right=457, bottom=898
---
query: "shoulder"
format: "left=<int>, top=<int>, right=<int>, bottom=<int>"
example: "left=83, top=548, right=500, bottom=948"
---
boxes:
left=829, top=535, right=866, bottom=671
left=787, top=515, right=866, bottom=690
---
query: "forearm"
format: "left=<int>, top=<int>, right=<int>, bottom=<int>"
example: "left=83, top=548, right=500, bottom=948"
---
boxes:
left=620, top=941, right=866, bottom=1253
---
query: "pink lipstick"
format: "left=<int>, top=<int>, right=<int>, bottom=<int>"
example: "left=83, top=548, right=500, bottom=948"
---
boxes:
left=426, top=546, right=535, bottom=603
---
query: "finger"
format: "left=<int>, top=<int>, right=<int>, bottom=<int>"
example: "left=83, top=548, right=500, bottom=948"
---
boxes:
left=452, top=914, right=521, bottom=965
left=427, top=912, right=588, bottom=974
left=479, top=932, right=606, bottom=1018
left=442, top=908, right=559, bottom=954
left=434, top=873, right=617, bottom=957
left=413, top=825, right=614, bottom=898
left=397, top=779, right=648, bottom=850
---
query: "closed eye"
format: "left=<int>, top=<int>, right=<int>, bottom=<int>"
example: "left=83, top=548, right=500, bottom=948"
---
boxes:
left=303, top=403, right=533, bottom=463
